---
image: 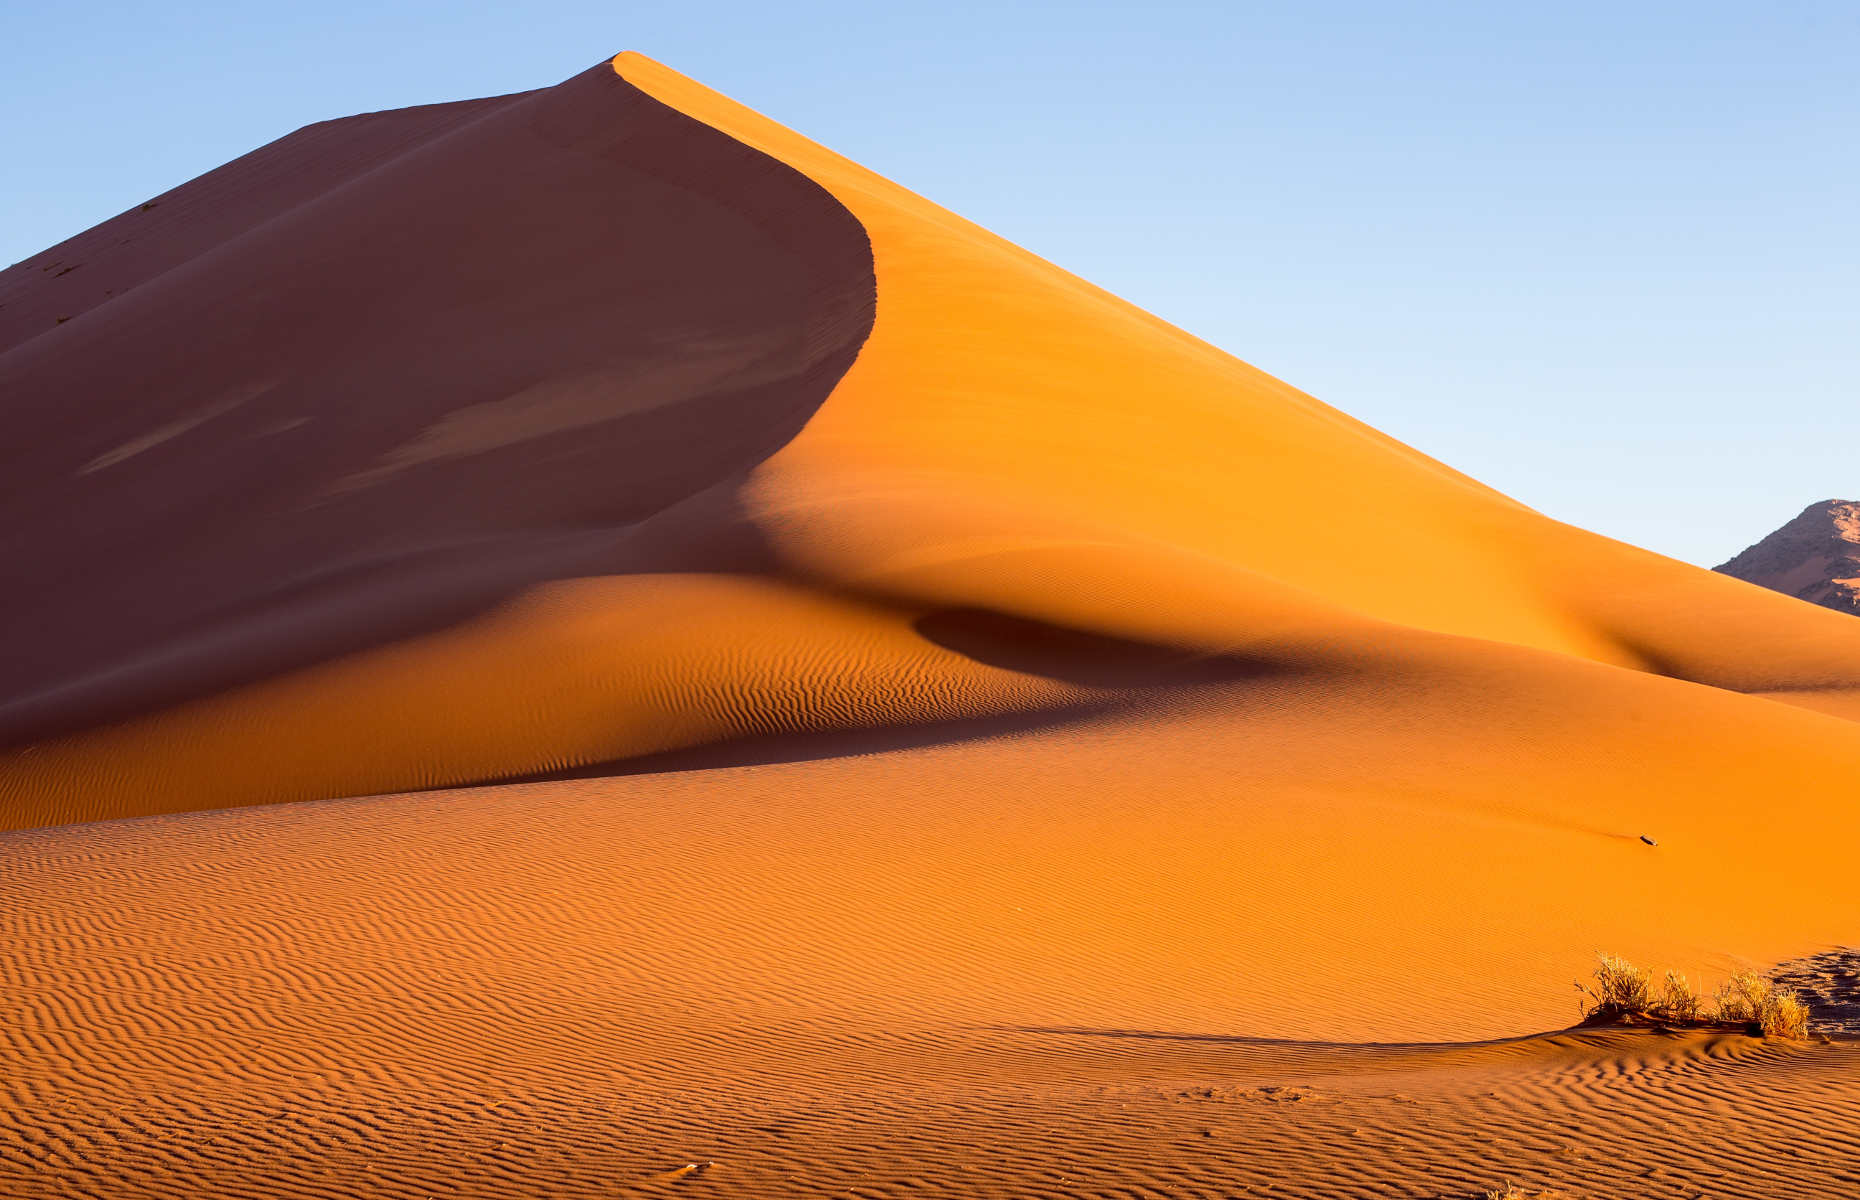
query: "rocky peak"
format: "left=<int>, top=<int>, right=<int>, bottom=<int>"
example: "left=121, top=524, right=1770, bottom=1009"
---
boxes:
left=1716, top=499, right=1860, bottom=615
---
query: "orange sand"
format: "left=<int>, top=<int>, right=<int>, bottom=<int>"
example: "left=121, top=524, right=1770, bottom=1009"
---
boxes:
left=2, top=52, right=1858, bottom=1198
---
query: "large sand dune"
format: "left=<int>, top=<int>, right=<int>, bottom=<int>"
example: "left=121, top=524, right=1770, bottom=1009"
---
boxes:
left=3, top=53, right=1858, bottom=1197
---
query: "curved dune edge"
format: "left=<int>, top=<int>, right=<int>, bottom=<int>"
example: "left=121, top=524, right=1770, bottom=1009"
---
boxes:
left=614, top=52, right=1860, bottom=698
left=0, top=575, right=1099, bottom=826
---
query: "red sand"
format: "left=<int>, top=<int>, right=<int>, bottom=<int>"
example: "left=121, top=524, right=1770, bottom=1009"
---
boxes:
left=2, top=52, right=1857, bottom=1198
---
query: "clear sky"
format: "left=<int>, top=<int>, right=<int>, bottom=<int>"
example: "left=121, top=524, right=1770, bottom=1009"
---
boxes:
left=5, top=1, right=1854, bottom=565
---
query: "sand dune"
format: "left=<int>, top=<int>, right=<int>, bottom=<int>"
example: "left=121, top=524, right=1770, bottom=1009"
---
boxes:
left=3, top=52, right=1859, bottom=1197
left=7, top=57, right=1860, bottom=823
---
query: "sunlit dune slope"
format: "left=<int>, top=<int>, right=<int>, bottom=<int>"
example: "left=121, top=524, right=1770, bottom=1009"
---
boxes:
left=5, top=51, right=1860, bottom=839
left=615, top=53, right=1860, bottom=694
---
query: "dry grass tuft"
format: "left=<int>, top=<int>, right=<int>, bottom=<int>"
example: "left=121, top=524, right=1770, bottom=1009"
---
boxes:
left=1483, top=1183, right=1562, bottom=1200
left=1714, top=969, right=1810, bottom=1038
left=1574, top=953, right=1652, bottom=1021
left=1658, top=968, right=1702, bottom=1023
left=1576, top=955, right=1810, bottom=1037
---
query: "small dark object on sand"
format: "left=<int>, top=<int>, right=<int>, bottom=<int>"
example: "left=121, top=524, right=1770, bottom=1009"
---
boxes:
left=1640, top=835, right=1657, bottom=846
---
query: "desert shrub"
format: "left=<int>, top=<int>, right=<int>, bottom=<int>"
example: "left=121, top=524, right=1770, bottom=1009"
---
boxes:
left=1714, top=970, right=1810, bottom=1038
left=1657, top=969, right=1702, bottom=1023
left=1575, top=953, right=1652, bottom=1020
left=1767, top=990, right=1811, bottom=1038
left=1484, top=1184, right=1562, bottom=1200
left=1714, top=970, right=1767, bottom=1024
left=1577, top=956, right=1809, bottom=1037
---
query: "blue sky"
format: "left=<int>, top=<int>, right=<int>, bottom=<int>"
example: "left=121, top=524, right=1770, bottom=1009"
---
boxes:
left=5, top=1, right=1854, bottom=565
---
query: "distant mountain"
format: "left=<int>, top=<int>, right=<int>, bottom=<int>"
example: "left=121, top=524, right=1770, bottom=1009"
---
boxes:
left=1717, top=500, right=1860, bottom=615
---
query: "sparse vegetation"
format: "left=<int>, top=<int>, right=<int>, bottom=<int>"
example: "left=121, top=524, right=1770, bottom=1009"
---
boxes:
left=1576, top=953, right=1652, bottom=1018
left=1576, top=954, right=1810, bottom=1037
left=1483, top=1183, right=1561, bottom=1200
left=1659, top=968, right=1702, bottom=1022
left=1713, top=969, right=1810, bottom=1038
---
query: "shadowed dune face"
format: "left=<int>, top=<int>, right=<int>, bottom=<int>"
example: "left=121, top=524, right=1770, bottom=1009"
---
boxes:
left=0, top=63, right=875, bottom=749
left=0, top=96, right=518, bottom=355
left=912, top=608, right=1287, bottom=688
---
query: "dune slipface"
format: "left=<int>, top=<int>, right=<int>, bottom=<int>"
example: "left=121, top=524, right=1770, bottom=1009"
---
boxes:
left=0, top=63, right=878, bottom=801
left=2, top=53, right=1858, bottom=1199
